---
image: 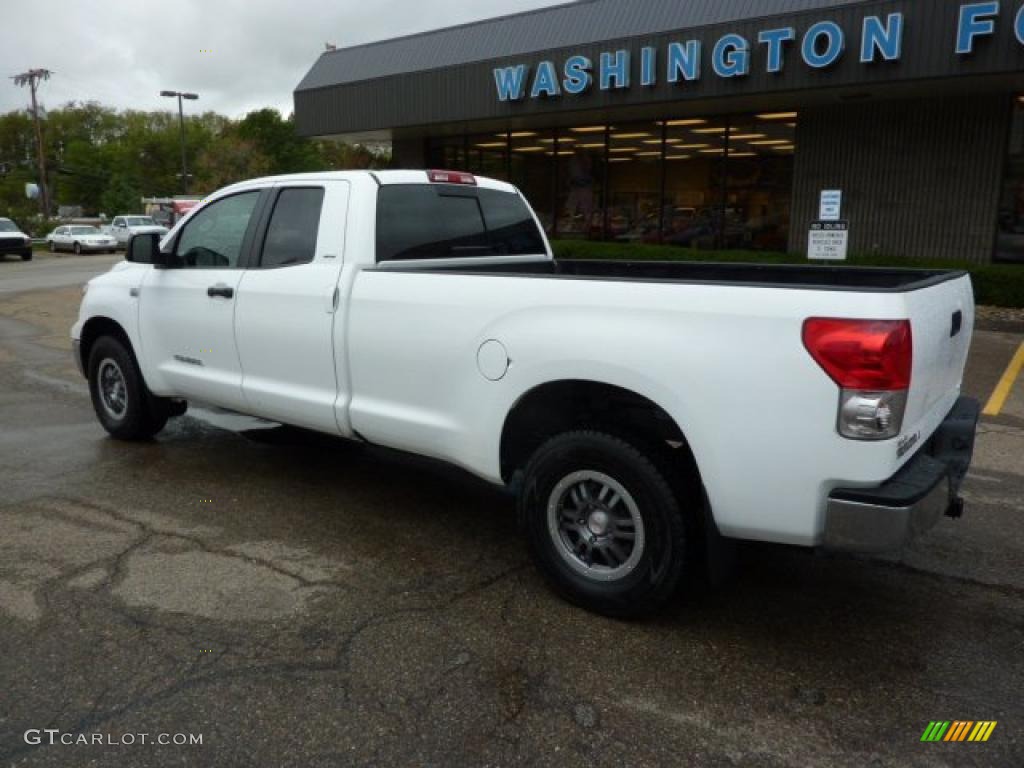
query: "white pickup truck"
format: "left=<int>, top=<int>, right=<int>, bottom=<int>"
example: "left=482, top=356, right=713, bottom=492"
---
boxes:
left=104, top=215, right=168, bottom=249
left=72, top=170, right=980, bottom=617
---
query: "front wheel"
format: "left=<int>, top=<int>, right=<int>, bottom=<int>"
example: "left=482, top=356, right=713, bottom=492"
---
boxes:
left=87, top=336, right=169, bottom=440
left=21, top=251, right=32, bottom=261
left=48, top=240, right=55, bottom=253
left=74, top=242, right=82, bottom=255
left=518, top=431, right=690, bottom=618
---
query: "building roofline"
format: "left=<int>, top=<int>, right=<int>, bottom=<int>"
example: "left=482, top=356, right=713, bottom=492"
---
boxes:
left=319, top=0, right=594, bottom=60
left=297, top=0, right=875, bottom=92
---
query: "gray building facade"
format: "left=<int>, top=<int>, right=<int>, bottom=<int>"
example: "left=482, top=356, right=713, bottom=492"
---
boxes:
left=295, top=0, right=1024, bottom=264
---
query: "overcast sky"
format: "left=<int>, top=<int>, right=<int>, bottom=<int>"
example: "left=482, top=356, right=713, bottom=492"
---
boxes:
left=2, top=0, right=567, bottom=118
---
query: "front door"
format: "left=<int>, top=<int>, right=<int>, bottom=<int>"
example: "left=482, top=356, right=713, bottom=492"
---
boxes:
left=138, top=189, right=265, bottom=409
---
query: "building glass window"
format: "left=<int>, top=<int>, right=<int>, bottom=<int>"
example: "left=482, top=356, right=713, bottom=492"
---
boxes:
left=606, top=122, right=663, bottom=242
left=424, top=109, right=798, bottom=251
left=661, top=117, right=728, bottom=248
left=996, top=97, right=1024, bottom=264
left=725, top=113, right=797, bottom=251
left=510, top=129, right=556, bottom=234
left=466, top=133, right=510, bottom=181
left=556, top=125, right=606, bottom=239
left=427, top=135, right=467, bottom=171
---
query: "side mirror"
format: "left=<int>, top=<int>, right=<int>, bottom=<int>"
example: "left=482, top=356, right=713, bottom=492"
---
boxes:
left=126, top=232, right=168, bottom=266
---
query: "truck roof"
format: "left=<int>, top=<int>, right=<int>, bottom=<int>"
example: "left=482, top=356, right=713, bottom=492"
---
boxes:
left=215, top=170, right=518, bottom=197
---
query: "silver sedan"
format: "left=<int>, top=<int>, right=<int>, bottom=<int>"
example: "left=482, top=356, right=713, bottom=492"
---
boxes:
left=47, top=226, right=118, bottom=255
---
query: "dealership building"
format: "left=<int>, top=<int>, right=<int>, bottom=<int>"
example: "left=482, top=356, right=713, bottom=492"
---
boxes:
left=295, top=0, right=1024, bottom=264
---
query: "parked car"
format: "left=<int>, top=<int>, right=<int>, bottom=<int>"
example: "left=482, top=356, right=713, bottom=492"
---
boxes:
left=0, top=217, right=33, bottom=261
left=46, top=225, right=118, bottom=254
left=72, top=170, right=980, bottom=617
left=104, top=215, right=168, bottom=249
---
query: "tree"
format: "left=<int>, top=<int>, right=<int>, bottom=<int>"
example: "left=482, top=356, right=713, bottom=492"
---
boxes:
left=195, top=134, right=271, bottom=191
left=235, top=109, right=321, bottom=175
left=101, top=174, right=143, bottom=217
left=0, top=102, right=392, bottom=217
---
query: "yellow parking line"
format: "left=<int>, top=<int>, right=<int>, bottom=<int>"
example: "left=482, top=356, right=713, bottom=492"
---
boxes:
left=984, top=342, right=1024, bottom=417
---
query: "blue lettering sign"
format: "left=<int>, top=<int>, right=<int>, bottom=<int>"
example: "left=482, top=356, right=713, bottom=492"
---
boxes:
left=641, top=47, right=657, bottom=86
left=758, top=28, right=796, bottom=73
left=493, top=3, right=1018, bottom=103
left=667, top=41, right=701, bottom=82
left=600, top=50, right=630, bottom=89
left=493, top=65, right=528, bottom=101
left=531, top=60, right=561, bottom=98
left=861, top=13, right=904, bottom=62
left=713, top=34, right=750, bottom=78
left=563, top=55, right=593, bottom=95
left=956, top=1, right=1000, bottom=54
left=802, top=21, right=845, bottom=68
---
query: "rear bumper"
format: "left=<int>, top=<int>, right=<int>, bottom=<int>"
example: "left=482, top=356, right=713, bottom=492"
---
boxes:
left=823, top=396, right=980, bottom=553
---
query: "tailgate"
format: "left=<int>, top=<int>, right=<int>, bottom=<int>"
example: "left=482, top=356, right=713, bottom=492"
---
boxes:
left=901, top=274, right=974, bottom=440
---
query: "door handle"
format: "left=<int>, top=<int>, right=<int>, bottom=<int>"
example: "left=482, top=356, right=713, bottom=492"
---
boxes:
left=207, top=283, right=234, bottom=299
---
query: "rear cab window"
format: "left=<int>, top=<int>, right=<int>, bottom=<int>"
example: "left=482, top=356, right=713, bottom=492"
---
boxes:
left=376, top=184, right=546, bottom=262
left=259, top=187, right=325, bottom=268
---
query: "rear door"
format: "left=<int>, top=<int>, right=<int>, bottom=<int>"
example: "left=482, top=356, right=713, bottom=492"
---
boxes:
left=138, top=189, right=265, bottom=409
left=234, top=181, right=349, bottom=432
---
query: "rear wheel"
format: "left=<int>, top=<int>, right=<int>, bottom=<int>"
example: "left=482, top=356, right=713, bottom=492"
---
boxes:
left=88, top=336, right=169, bottom=440
left=518, top=431, right=690, bottom=618
left=74, top=242, right=82, bottom=255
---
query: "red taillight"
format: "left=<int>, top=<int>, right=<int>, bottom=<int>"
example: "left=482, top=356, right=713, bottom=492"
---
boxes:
left=427, top=169, right=477, bottom=186
left=802, top=319, right=913, bottom=391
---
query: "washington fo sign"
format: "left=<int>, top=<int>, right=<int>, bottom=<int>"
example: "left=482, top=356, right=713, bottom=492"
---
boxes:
left=493, top=1, right=1021, bottom=101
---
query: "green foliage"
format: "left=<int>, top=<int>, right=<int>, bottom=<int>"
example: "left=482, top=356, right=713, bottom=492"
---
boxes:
left=101, top=175, right=143, bottom=217
left=551, top=240, right=1024, bottom=308
left=0, top=101, right=392, bottom=218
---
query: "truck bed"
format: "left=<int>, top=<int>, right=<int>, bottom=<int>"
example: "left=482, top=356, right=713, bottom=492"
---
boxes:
left=398, top=259, right=966, bottom=293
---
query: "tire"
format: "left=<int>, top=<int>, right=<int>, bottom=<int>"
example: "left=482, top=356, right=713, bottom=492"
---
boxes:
left=87, top=336, right=169, bottom=440
left=21, top=251, right=32, bottom=261
left=48, top=240, right=55, bottom=253
left=518, top=431, right=690, bottom=619
left=74, top=242, right=82, bottom=255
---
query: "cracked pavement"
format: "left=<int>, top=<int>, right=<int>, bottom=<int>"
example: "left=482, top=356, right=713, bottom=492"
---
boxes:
left=0, top=259, right=1022, bottom=766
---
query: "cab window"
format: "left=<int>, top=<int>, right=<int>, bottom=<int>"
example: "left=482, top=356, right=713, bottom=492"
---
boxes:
left=259, top=187, right=325, bottom=268
left=173, top=192, right=261, bottom=269
left=376, top=185, right=545, bottom=262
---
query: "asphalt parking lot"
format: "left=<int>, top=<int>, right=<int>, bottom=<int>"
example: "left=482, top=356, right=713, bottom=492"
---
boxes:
left=1, top=255, right=1022, bottom=767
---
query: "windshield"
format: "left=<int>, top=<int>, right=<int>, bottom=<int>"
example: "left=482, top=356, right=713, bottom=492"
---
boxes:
left=126, top=217, right=156, bottom=227
left=0, top=219, right=18, bottom=233
left=71, top=226, right=100, bottom=235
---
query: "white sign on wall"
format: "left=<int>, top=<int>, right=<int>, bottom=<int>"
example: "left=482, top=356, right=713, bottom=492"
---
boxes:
left=819, top=190, right=842, bottom=221
left=808, top=220, right=849, bottom=261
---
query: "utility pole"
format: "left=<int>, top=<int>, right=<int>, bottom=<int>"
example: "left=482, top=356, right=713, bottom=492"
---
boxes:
left=12, top=68, right=52, bottom=217
left=160, top=90, right=199, bottom=194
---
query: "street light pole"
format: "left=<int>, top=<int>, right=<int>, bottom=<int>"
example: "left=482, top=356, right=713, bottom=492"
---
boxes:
left=160, top=90, right=198, bottom=195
